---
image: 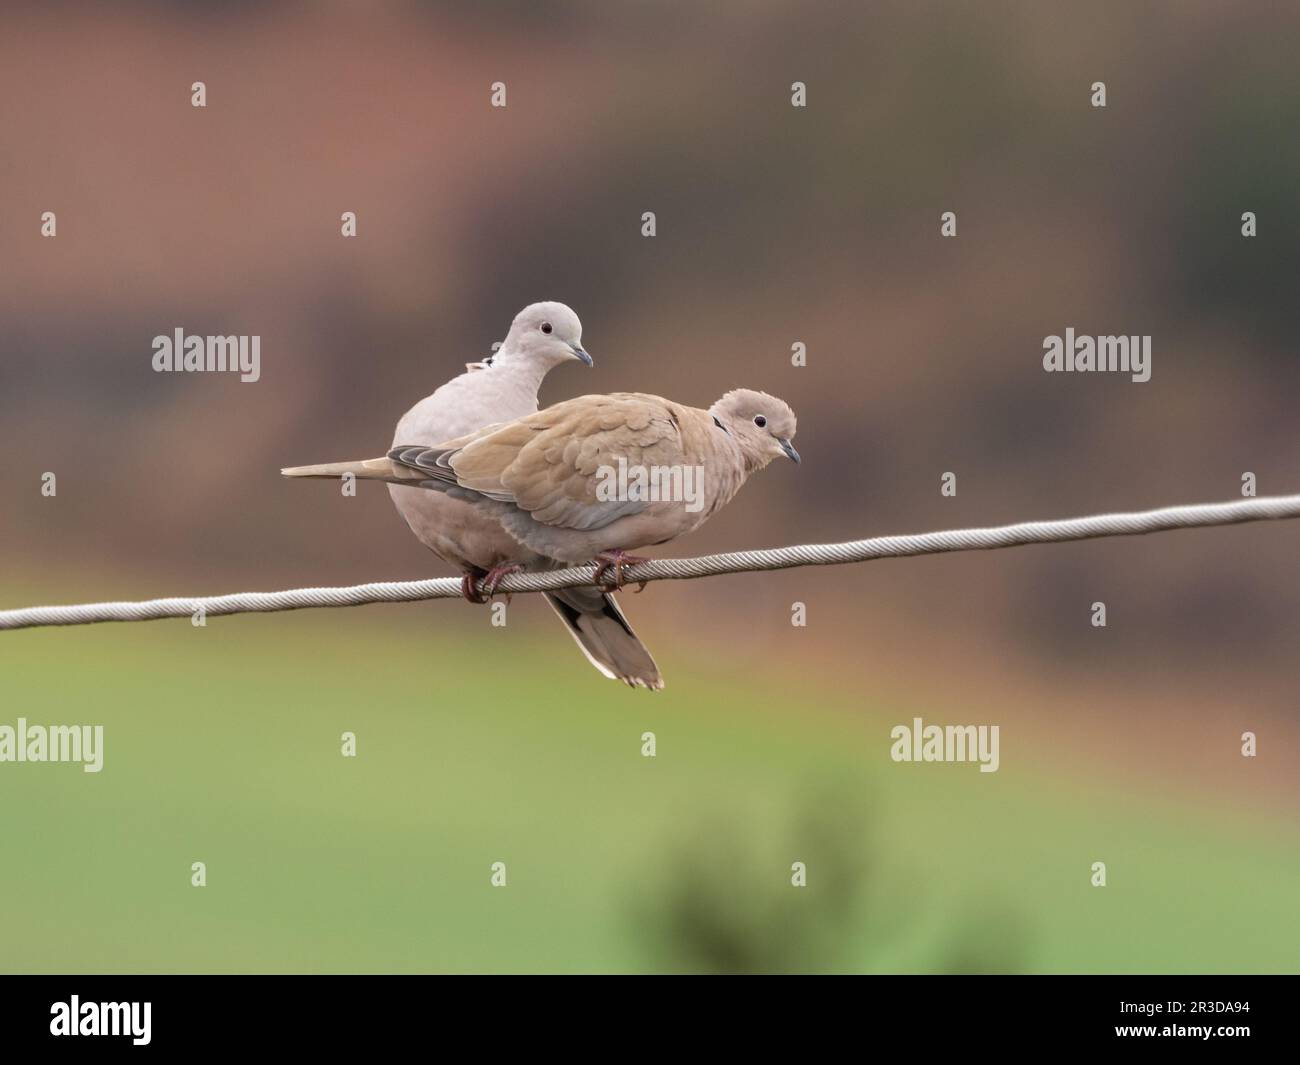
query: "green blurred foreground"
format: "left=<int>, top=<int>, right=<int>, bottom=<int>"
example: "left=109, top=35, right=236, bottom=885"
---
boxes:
left=1, top=597, right=1296, bottom=974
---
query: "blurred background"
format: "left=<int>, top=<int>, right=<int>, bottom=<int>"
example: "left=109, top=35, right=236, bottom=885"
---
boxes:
left=2, top=0, right=1298, bottom=972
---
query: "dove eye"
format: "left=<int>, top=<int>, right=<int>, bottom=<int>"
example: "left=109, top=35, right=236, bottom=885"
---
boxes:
left=541, top=322, right=553, bottom=334
left=753, top=415, right=767, bottom=428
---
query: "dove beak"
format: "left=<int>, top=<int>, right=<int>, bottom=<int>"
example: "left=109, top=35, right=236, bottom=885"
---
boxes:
left=569, top=343, right=594, bottom=367
left=779, top=438, right=801, bottom=464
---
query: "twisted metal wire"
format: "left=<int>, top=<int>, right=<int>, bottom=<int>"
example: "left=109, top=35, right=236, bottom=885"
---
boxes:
left=2, top=492, right=1297, bottom=631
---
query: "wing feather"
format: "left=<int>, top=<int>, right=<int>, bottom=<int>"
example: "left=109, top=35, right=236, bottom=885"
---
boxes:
left=393, top=393, right=690, bottom=533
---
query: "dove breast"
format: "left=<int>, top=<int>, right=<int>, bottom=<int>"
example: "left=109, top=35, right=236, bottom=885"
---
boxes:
left=387, top=364, right=548, bottom=573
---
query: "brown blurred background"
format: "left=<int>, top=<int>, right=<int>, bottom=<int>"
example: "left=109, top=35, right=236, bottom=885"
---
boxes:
left=3, top=2, right=1298, bottom=809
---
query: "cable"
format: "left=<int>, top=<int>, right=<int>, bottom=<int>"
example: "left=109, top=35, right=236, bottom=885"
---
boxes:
left=2, top=492, right=1297, bottom=631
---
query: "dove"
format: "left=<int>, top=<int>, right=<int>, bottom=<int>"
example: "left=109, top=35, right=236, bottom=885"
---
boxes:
left=281, top=301, right=665, bottom=689
left=387, top=388, right=799, bottom=589
left=384, top=302, right=591, bottom=602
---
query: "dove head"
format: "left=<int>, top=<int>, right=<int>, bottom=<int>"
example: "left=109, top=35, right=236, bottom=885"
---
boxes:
left=710, top=389, right=800, bottom=468
left=497, top=301, right=593, bottom=370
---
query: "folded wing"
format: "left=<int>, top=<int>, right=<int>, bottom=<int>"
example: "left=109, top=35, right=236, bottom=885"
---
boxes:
left=389, top=393, right=686, bottom=533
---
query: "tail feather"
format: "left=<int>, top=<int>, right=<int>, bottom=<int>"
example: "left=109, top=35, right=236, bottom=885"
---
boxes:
left=280, top=457, right=418, bottom=482
left=545, top=588, right=663, bottom=690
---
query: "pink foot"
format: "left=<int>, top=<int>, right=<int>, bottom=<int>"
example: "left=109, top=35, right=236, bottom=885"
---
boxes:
left=462, top=564, right=525, bottom=603
left=480, top=562, right=525, bottom=601
left=461, top=570, right=488, bottom=604
left=592, top=550, right=650, bottom=592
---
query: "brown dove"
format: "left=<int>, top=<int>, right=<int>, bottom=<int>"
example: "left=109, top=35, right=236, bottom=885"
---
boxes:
left=281, top=302, right=664, bottom=689
left=388, top=388, right=800, bottom=592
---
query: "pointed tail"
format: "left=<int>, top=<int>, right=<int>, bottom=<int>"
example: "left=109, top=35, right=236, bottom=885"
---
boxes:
left=545, top=587, right=664, bottom=690
left=280, top=457, right=418, bottom=482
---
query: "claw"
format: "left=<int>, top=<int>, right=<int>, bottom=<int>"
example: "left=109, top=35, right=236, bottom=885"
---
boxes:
left=481, top=562, right=525, bottom=601
left=461, top=570, right=489, bottom=604
left=592, top=550, right=650, bottom=592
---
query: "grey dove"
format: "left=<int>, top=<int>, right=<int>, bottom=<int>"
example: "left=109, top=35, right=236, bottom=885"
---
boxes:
left=281, top=302, right=664, bottom=689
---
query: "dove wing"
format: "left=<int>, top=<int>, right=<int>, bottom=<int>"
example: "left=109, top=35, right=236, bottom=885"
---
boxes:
left=390, top=393, right=689, bottom=532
